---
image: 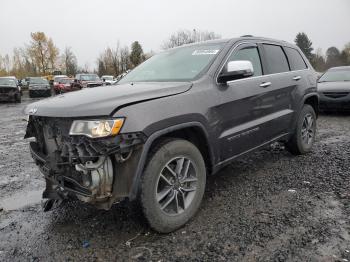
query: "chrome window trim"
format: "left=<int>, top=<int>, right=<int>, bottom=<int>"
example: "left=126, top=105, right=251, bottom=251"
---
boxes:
left=215, top=40, right=311, bottom=85
left=226, top=69, right=310, bottom=85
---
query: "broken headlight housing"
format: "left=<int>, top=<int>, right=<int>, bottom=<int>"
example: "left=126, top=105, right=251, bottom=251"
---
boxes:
left=69, top=118, right=124, bottom=138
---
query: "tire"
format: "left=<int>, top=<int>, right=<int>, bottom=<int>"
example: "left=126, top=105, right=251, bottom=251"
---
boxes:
left=286, top=104, right=316, bottom=155
left=140, top=139, right=206, bottom=233
left=29, top=91, right=33, bottom=98
left=15, top=93, right=21, bottom=103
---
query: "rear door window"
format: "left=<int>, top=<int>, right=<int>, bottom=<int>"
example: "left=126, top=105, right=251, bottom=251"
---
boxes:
left=285, top=47, right=307, bottom=70
left=263, top=44, right=290, bottom=74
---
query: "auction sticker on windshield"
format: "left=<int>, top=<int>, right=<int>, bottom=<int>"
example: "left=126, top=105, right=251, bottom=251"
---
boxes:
left=192, top=50, right=219, bottom=55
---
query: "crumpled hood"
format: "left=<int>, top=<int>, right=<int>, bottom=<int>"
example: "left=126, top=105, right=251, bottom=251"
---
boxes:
left=318, top=81, right=350, bottom=92
left=24, top=82, right=192, bottom=117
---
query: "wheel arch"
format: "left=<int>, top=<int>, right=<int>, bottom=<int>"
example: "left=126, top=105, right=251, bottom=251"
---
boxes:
left=303, top=93, right=319, bottom=117
left=129, top=122, right=214, bottom=200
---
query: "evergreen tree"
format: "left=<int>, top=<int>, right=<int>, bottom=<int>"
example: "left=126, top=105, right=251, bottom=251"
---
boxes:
left=326, top=47, right=342, bottom=68
left=295, top=32, right=314, bottom=61
left=130, top=41, right=144, bottom=67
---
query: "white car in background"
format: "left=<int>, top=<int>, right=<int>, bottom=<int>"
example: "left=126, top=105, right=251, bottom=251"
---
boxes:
left=101, top=75, right=117, bottom=85
left=53, top=75, right=68, bottom=86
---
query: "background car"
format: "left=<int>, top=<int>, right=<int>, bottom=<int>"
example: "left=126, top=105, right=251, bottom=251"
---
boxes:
left=75, top=73, right=104, bottom=88
left=28, top=77, right=51, bottom=98
left=0, top=77, right=21, bottom=102
left=101, top=75, right=117, bottom=85
left=53, top=75, right=68, bottom=90
left=5, top=76, right=22, bottom=95
left=318, top=66, right=350, bottom=112
left=54, top=78, right=79, bottom=94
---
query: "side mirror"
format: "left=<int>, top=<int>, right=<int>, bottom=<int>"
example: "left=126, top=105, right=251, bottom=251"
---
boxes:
left=218, top=60, right=254, bottom=84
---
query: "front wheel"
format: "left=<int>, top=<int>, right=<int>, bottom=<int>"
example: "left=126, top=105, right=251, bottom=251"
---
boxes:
left=140, top=139, right=206, bottom=233
left=286, top=104, right=316, bottom=155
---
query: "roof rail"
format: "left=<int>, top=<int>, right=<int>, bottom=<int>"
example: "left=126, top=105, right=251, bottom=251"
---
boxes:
left=241, top=35, right=254, bottom=37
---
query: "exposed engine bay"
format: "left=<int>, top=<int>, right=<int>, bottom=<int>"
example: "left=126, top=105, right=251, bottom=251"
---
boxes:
left=25, top=116, right=146, bottom=209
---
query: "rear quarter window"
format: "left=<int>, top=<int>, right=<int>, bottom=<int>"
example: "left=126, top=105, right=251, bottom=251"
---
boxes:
left=263, top=44, right=290, bottom=74
left=285, top=47, right=307, bottom=70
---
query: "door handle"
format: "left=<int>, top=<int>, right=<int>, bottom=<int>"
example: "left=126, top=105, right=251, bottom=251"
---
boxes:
left=293, top=76, right=301, bottom=81
left=260, top=82, right=271, bottom=88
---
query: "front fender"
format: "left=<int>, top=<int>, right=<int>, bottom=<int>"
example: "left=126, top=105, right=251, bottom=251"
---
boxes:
left=128, top=121, right=212, bottom=200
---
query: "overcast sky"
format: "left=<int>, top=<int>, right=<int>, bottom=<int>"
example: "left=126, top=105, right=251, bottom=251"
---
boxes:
left=1, top=0, right=349, bottom=69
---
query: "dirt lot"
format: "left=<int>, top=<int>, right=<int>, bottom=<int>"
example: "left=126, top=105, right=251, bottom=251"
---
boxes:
left=0, top=93, right=349, bottom=261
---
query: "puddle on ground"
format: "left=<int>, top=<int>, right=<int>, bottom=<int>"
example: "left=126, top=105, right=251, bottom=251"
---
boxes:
left=0, top=189, right=43, bottom=211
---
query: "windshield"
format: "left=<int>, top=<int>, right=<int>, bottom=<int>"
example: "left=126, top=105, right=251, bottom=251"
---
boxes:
left=54, top=76, right=66, bottom=82
left=30, top=78, right=48, bottom=84
left=118, top=43, right=224, bottom=83
left=60, top=78, right=73, bottom=84
left=0, top=78, right=16, bottom=87
left=319, top=69, right=350, bottom=82
left=81, top=74, right=99, bottom=81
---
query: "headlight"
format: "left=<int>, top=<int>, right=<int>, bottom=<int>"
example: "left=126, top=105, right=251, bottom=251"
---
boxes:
left=69, top=118, right=124, bottom=138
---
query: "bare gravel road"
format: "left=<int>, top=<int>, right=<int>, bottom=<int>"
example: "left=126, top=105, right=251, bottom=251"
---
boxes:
left=0, top=94, right=349, bottom=261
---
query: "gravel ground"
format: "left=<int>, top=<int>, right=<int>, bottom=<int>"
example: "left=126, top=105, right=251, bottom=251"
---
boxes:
left=0, top=93, right=349, bottom=261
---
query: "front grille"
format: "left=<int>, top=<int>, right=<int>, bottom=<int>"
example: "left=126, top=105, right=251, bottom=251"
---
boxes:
left=28, top=116, right=72, bottom=154
left=323, top=92, right=349, bottom=99
left=28, top=116, right=118, bottom=162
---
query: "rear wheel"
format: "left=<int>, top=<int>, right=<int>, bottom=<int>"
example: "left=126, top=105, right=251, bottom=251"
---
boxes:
left=140, top=139, right=206, bottom=233
left=286, top=104, right=316, bottom=155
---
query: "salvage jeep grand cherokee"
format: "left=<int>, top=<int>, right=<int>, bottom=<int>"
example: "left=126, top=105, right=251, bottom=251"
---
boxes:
left=24, top=37, right=318, bottom=233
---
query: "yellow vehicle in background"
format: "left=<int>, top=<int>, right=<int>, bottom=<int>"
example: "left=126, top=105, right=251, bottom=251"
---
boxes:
left=44, top=70, right=63, bottom=86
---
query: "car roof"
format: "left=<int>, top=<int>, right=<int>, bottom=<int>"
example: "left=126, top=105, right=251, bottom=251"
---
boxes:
left=171, top=36, right=298, bottom=50
left=54, top=75, right=67, bottom=78
left=0, top=76, right=16, bottom=79
left=0, top=77, right=16, bottom=80
left=232, top=36, right=297, bottom=48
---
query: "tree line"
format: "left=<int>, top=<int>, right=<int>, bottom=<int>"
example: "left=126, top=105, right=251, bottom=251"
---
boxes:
left=97, top=29, right=220, bottom=76
left=295, top=32, right=350, bottom=72
left=0, top=29, right=220, bottom=79
left=1, top=30, right=348, bottom=79
left=0, top=32, right=77, bottom=79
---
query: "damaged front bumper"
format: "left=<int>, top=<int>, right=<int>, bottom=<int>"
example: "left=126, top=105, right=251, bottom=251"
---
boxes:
left=26, top=116, right=146, bottom=209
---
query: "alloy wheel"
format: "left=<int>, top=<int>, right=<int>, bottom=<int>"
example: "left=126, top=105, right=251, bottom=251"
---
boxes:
left=301, top=113, right=315, bottom=145
left=156, top=157, right=198, bottom=216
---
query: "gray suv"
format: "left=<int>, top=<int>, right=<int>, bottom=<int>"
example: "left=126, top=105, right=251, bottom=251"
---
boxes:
left=24, top=36, right=318, bottom=233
